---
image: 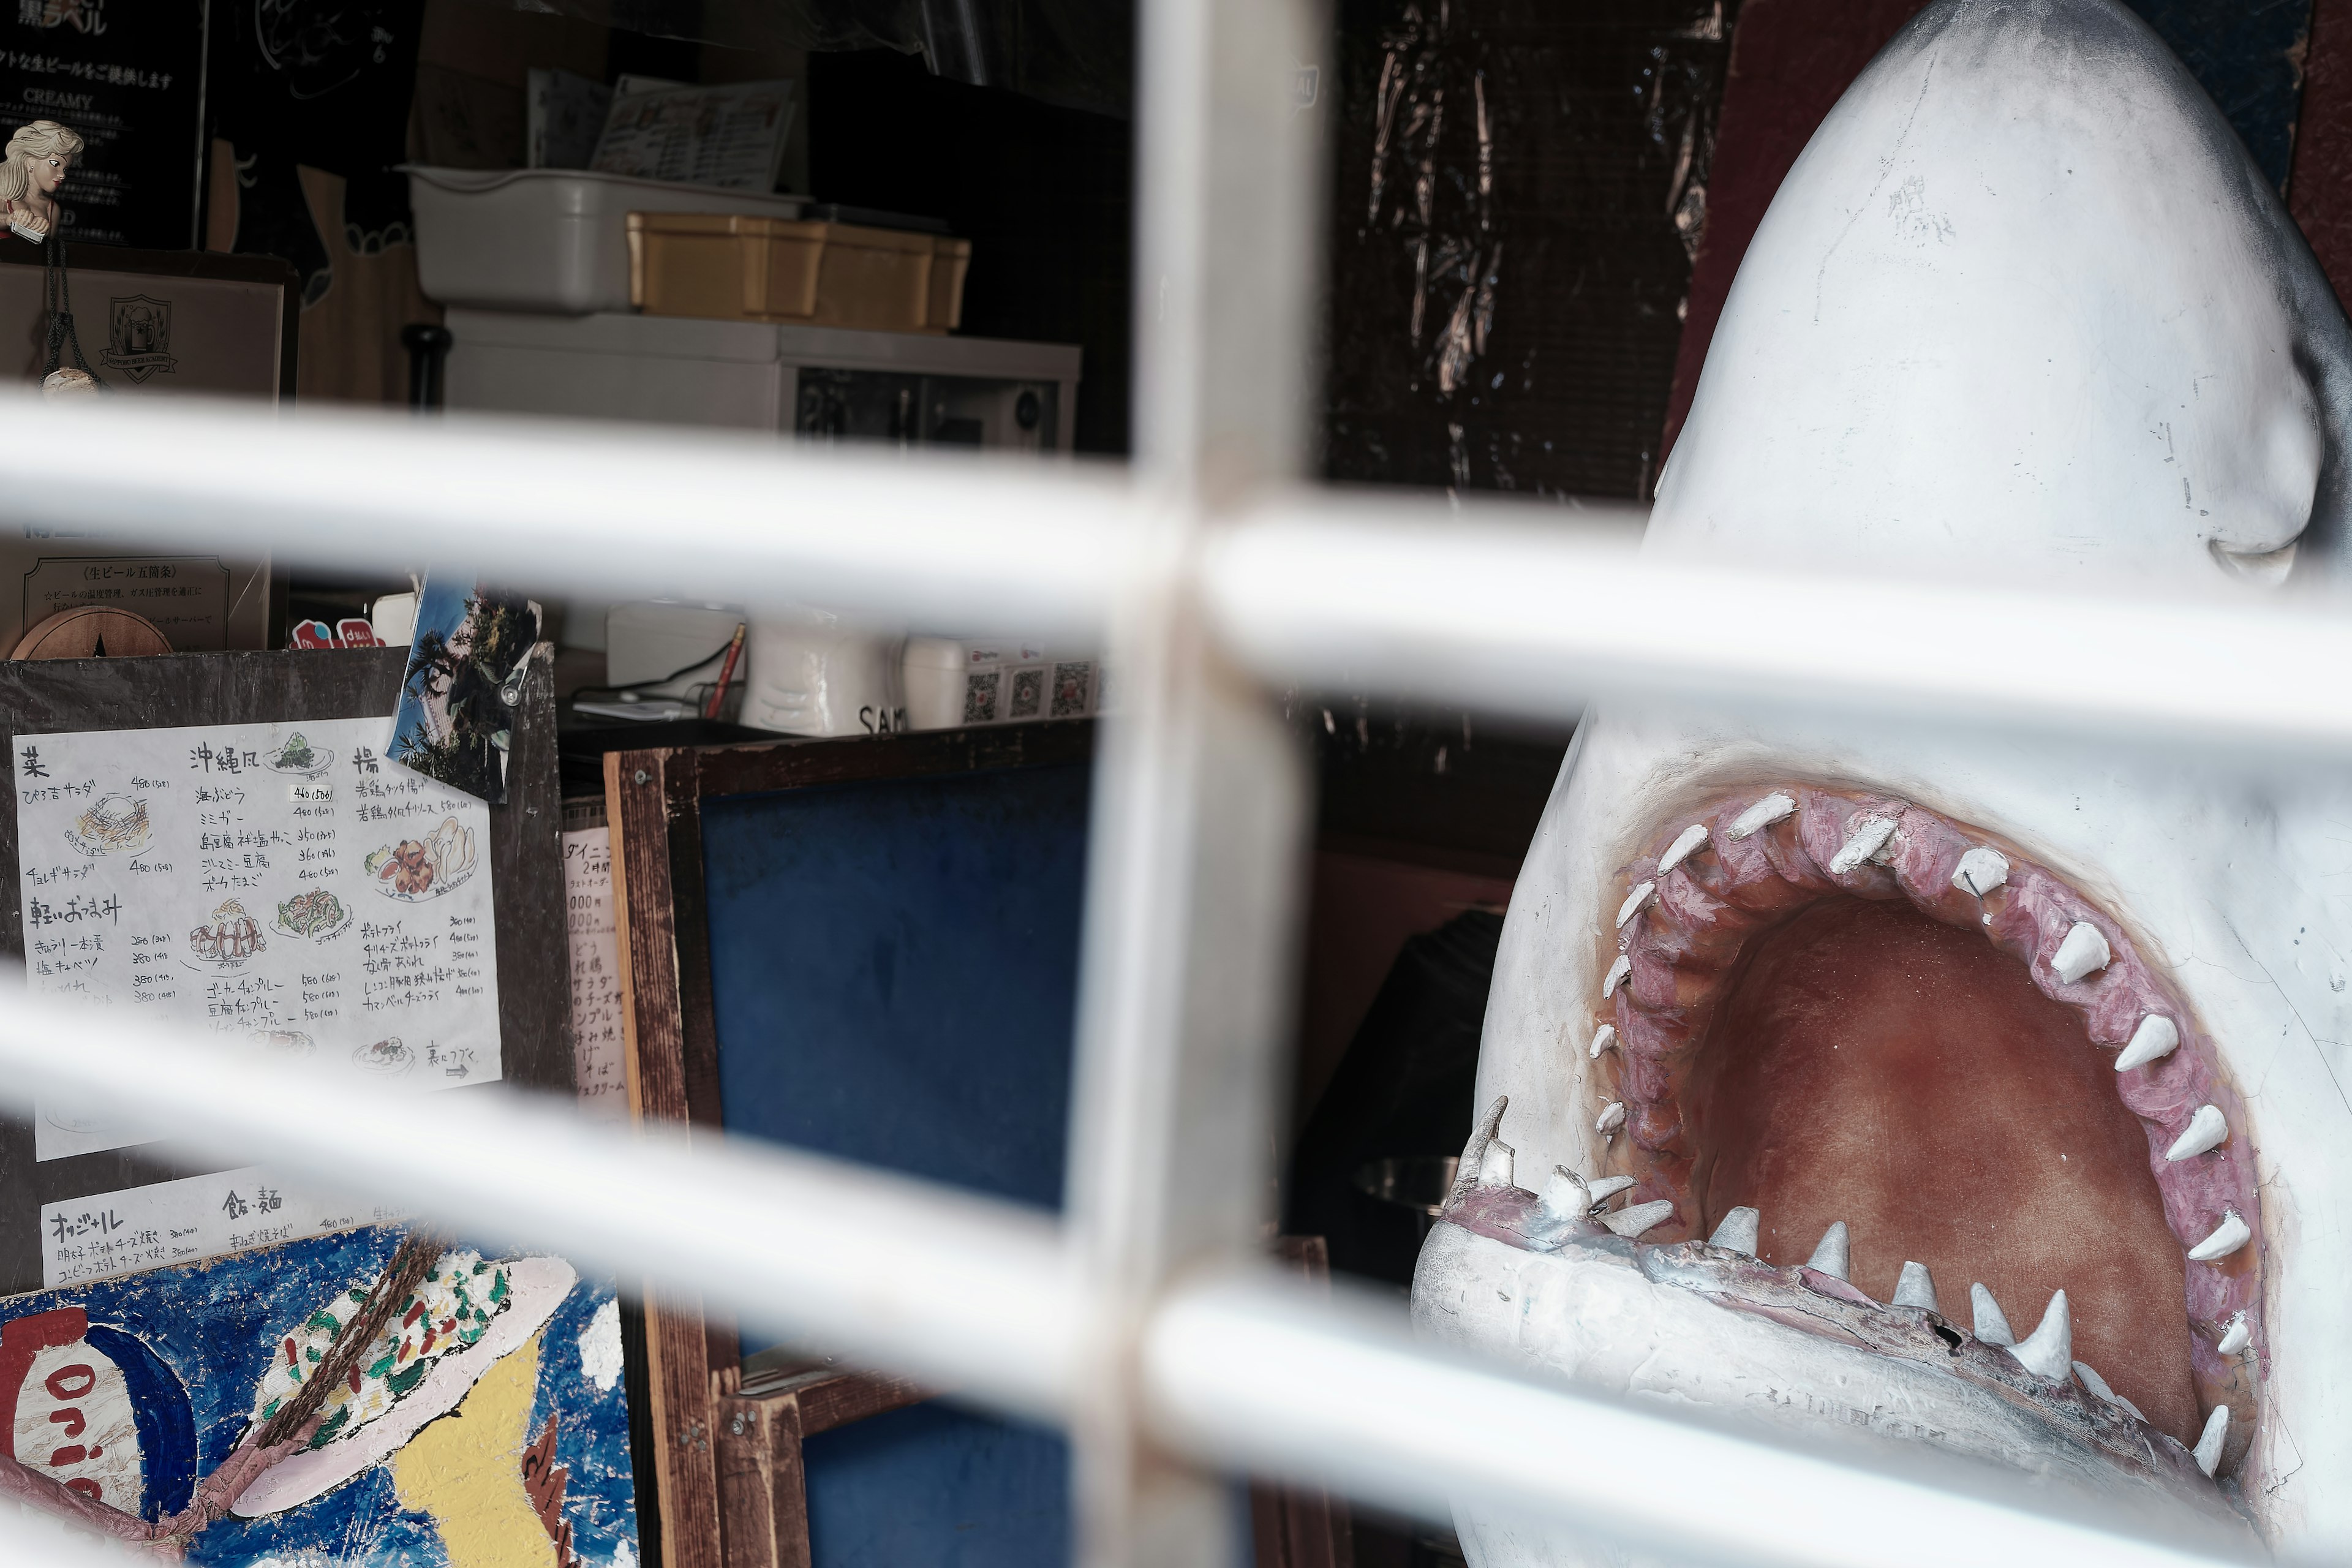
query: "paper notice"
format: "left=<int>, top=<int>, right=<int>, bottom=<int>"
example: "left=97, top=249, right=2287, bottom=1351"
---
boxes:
left=41, top=1166, right=402, bottom=1287
left=13, top=716, right=503, bottom=1161
left=590, top=78, right=796, bottom=191
left=562, top=825, right=627, bottom=1116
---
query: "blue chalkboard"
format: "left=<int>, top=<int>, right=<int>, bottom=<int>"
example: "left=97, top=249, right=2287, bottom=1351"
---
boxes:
left=699, top=760, right=1091, bottom=1210
left=802, top=1403, right=1071, bottom=1568
left=695, top=753, right=1091, bottom=1568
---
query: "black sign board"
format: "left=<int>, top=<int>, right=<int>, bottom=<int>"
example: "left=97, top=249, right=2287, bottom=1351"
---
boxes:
left=0, top=0, right=206, bottom=250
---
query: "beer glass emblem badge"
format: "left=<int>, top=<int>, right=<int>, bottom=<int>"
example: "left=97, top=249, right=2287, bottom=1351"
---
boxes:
left=101, top=295, right=174, bottom=382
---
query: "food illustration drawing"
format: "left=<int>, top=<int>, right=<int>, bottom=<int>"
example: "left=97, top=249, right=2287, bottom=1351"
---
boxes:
left=266, top=731, right=334, bottom=778
left=186, top=900, right=266, bottom=966
left=273, top=889, right=351, bottom=941
left=249, top=1028, right=315, bottom=1058
left=363, top=818, right=477, bottom=900
left=65, top=794, right=149, bottom=858
left=352, top=1037, right=413, bottom=1075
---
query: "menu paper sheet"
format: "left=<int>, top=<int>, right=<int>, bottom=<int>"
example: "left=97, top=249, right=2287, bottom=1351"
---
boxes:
left=562, top=826, right=628, bottom=1116
left=42, top=1165, right=405, bottom=1288
left=590, top=79, right=796, bottom=190
left=15, top=717, right=503, bottom=1161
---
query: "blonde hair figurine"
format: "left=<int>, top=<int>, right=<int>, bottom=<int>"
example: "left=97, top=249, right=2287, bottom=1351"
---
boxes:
left=0, top=120, right=82, bottom=244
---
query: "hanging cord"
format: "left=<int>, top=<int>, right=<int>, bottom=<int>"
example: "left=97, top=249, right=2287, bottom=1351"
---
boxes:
left=42, top=233, right=101, bottom=386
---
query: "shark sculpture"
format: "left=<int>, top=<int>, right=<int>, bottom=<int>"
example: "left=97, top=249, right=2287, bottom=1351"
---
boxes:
left=1411, top=1, right=2352, bottom=1561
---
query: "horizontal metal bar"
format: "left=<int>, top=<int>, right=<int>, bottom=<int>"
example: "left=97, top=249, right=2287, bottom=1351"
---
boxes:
left=1207, top=489, right=2352, bottom=758
left=1142, top=1274, right=2261, bottom=1568
left=0, top=998, right=2266, bottom=1568
left=21, top=394, right=2352, bottom=760
left=1, top=1496, right=142, bottom=1567
left=1, top=394, right=1136, bottom=642
left=0, top=993, right=1083, bottom=1424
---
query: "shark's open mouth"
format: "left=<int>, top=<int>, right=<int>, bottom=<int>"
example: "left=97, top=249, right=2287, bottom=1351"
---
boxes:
left=1415, top=786, right=2263, bottom=1536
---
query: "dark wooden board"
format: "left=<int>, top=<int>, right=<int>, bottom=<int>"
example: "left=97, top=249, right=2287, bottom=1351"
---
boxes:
left=0, top=646, right=571, bottom=1294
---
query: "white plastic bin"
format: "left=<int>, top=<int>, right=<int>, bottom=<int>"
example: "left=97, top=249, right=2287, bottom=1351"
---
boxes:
left=406, top=166, right=805, bottom=315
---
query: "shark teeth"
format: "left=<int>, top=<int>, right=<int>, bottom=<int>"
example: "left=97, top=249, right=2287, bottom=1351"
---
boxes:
left=2071, top=1360, right=2144, bottom=1421
left=1603, top=956, right=1632, bottom=997
left=1600, top=1199, right=1674, bottom=1238
left=2193, top=1406, right=2231, bottom=1477
left=1539, top=1165, right=1590, bottom=1218
left=1891, top=1261, right=1939, bottom=1313
left=2050, top=921, right=2112, bottom=984
left=1951, top=845, right=2010, bottom=897
left=2216, top=1312, right=2252, bottom=1356
left=1707, top=1207, right=1759, bottom=1256
left=1657, top=823, right=1709, bottom=874
left=1588, top=1024, right=1618, bottom=1059
left=2188, top=1210, right=2252, bottom=1262
left=1726, top=792, right=1795, bottom=840
left=2115, top=1013, right=2180, bottom=1071
left=1476, top=1137, right=1517, bottom=1188
left=1805, top=1221, right=1850, bottom=1281
left=1616, top=882, right=1655, bottom=929
left=2008, top=1291, right=2073, bottom=1381
left=1584, top=1175, right=1637, bottom=1205
left=1595, top=1101, right=1626, bottom=1136
left=2165, top=1104, right=2229, bottom=1161
left=1828, top=814, right=1899, bottom=874
left=1970, top=1282, right=2016, bottom=1347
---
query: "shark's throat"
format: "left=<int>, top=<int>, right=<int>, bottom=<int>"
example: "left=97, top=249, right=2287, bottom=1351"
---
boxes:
left=1688, top=895, right=2198, bottom=1440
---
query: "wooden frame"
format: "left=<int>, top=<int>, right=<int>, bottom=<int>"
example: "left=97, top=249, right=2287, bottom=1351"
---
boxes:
left=714, top=1366, right=930, bottom=1568
left=603, top=720, right=1095, bottom=1568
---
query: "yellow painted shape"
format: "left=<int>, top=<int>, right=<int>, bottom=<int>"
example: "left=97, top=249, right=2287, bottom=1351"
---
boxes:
left=390, top=1331, right=558, bottom=1568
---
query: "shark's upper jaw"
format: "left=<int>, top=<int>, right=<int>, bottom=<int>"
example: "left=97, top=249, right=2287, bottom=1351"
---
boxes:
left=1408, top=0, right=2352, bottom=1558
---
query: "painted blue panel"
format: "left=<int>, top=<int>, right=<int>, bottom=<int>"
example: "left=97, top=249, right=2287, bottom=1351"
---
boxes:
left=698, top=759, right=1090, bottom=1568
left=698, top=761, right=1091, bottom=1212
left=2123, top=0, right=2312, bottom=191
left=803, top=1402, right=1071, bottom=1568
left=0, top=1227, right=636, bottom=1568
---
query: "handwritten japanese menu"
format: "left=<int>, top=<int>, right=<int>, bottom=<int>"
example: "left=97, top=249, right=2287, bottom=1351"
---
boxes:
left=15, top=717, right=503, bottom=1161
left=562, top=826, right=627, bottom=1117
left=40, top=1164, right=405, bottom=1287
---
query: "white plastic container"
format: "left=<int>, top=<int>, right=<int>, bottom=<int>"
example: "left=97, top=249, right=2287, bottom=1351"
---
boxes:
left=406, top=167, right=805, bottom=315
left=904, top=636, right=1101, bottom=730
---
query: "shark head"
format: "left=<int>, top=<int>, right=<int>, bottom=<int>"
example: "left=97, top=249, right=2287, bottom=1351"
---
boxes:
left=1412, top=2, right=2352, bottom=1562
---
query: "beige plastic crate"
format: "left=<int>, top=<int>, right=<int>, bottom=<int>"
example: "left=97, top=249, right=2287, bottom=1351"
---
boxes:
left=627, top=213, right=970, bottom=333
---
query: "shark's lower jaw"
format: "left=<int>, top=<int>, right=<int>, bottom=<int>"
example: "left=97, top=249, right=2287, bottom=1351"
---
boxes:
left=1413, top=783, right=2267, bottom=1542
left=1411, top=1217, right=2255, bottom=1548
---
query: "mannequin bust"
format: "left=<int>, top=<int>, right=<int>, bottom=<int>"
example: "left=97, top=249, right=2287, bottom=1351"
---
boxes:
left=0, top=119, right=82, bottom=243
left=744, top=606, right=906, bottom=737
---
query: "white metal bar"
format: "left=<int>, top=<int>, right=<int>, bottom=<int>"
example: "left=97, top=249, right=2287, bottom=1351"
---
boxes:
left=1142, top=1275, right=2263, bottom=1568
left=1061, top=0, right=1326, bottom=1550
left=0, top=993, right=1082, bottom=1423
left=19, top=388, right=2352, bottom=757
left=0, top=393, right=1136, bottom=641
left=1207, top=490, right=2352, bottom=757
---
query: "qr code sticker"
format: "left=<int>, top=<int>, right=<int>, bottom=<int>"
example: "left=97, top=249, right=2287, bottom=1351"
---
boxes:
left=1050, top=662, right=1093, bottom=717
left=1009, top=667, right=1044, bottom=718
left=964, top=671, right=1001, bottom=724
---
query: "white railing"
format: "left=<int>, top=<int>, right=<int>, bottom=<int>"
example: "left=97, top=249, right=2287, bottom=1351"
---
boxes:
left=0, top=0, right=2313, bottom=1562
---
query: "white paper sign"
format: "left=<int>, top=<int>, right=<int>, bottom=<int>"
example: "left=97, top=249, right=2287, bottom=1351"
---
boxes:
left=40, top=1166, right=404, bottom=1287
left=562, top=825, right=627, bottom=1117
left=14, top=717, right=503, bottom=1161
left=590, top=78, right=796, bottom=191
